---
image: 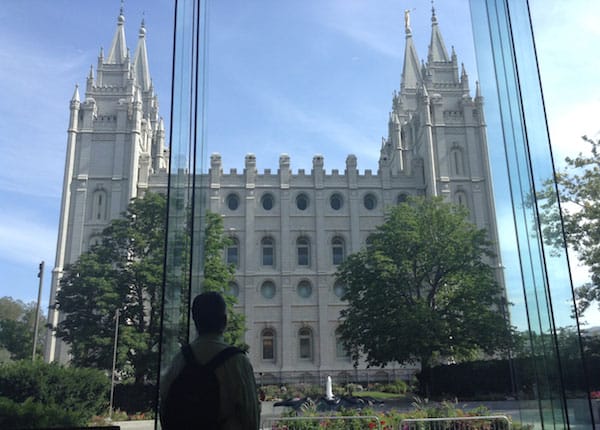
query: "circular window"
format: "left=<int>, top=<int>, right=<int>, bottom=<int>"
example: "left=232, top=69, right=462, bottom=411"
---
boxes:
left=397, top=193, right=408, bottom=204
left=363, top=193, right=377, bottom=210
left=261, top=194, right=274, bottom=211
left=330, top=193, right=343, bottom=210
left=228, top=282, right=240, bottom=298
left=226, top=193, right=240, bottom=210
left=333, top=281, right=346, bottom=299
left=261, top=281, right=276, bottom=299
left=296, top=193, right=309, bottom=211
left=297, top=281, right=312, bottom=298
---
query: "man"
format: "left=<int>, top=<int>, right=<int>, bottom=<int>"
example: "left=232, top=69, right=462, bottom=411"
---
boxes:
left=159, top=292, right=260, bottom=429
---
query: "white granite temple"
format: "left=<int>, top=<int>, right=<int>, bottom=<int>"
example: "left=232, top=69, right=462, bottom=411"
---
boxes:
left=46, top=7, right=501, bottom=383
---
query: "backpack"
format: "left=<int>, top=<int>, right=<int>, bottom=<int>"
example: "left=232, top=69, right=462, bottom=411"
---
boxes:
left=162, top=344, right=243, bottom=430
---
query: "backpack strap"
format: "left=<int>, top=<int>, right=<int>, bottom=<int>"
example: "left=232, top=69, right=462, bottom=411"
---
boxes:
left=180, top=344, right=243, bottom=370
left=205, top=346, right=244, bottom=371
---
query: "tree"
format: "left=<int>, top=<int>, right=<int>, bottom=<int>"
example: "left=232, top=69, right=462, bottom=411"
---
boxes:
left=56, top=192, right=166, bottom=385
left=200, top=211, right=246, bottom=348
left=538, top=136, right=600, bottom=314
left=0, top=297, right=46, bottom=361
left=336, top=196, right=511, bottom=395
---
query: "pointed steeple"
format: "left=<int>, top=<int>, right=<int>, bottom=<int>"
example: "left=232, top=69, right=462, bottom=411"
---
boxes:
left=71, top=85, right=80, bottom=103
left=401, top=11, right=422, bottom=91
left=133, top=19, right=151, bottom=91
left=107, top=6, right=127, bottom=64
left=427, top=4, right=449, bottom=63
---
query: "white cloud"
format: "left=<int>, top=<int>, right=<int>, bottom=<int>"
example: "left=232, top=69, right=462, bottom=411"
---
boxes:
left=0, top=214, right=56, bottom=267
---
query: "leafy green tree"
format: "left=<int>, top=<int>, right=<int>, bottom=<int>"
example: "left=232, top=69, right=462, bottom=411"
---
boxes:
left=538, top=136, right=600, bottom=313
left=200, top=211, right=246, bottom=348
left=0, top=297, right=45, bottom=361
left=56, top=192, right=166, bottom=385
left=336, top=196, right=511, bottom=395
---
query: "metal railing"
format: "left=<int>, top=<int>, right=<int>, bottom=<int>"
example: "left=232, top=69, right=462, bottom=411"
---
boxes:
left=399, top=415, right=511, bottom=430
left=263, top=415, right=382, bottom=429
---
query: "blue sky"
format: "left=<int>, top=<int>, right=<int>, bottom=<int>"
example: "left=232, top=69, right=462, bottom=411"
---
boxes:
left=1, top=1, right=600, bottom=329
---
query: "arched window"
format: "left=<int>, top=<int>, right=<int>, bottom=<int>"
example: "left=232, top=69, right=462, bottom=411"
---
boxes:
left=455, top=191, right=468, bottom=208
left=298, top=327, right=313, bottom=360
left=261, top=237, right=274, bottom=266
left=451, top=146, right=464, bottom=176
left=296, top=237, right=310, bottom=266
left=92, top=189, right=107, bottom=221
left=227, top=237, right=239, bottom=267
left=332, top=237, right=345, bottom=265
left=336, top=334, right=350, bottom=359
left=261, top=328, right=275, bottom=360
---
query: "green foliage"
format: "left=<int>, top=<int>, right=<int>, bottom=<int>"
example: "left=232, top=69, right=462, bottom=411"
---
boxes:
left=336, top=197, right=511, bottom=394
left=0, top=360, right=109, bottom=427
left=538, top=136, right=600, bottom=313
left=0, top=297, right=45, bottom=361
left=201, top=211, right=247, bottom=349
left=0, top=397, right=85, bottom=429
left=56, top=192, right=166, bottom=385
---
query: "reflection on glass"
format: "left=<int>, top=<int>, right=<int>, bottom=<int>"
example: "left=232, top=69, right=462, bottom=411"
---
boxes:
left=158, top=1, right=594, bottom=428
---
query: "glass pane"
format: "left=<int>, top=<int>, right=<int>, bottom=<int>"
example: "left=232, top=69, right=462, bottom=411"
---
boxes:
left=158, top=2, right=595, bottom=428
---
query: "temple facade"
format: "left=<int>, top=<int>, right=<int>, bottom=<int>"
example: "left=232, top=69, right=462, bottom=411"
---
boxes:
left=47, top=8, right=501, bottom=383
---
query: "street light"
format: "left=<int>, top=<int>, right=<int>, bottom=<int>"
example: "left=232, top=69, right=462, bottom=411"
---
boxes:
left=32, top=261, right=44, bottom=360
left=109, top=309, right=120, bottom=420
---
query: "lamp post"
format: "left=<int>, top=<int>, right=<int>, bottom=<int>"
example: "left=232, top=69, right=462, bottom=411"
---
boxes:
left=109, top=309, right=120, bottom=420
left=32, top=261, right=44, bottom=360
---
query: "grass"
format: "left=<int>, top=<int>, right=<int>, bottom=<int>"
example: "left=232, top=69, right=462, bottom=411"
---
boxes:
left=352, top=390, right=406, bottom=400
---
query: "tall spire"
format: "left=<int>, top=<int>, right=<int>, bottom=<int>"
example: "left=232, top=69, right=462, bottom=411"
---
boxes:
left=133, top=18, right=151, bottom=91
left=400, top=9, right=422, bottom=91
left=106, top=5, right=127, bottom=64
left=427, top=2, right=449, bottom=63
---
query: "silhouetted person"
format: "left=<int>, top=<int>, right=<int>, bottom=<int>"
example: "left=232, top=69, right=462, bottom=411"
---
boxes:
left=160, top=292, right=260, bottom=429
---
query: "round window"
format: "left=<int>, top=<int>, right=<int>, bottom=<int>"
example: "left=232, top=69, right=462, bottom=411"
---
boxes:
left=333, top=282, right=346, bottom=299
left=297, top=281, right=312, bottom=298
left=330, top=193, right=343, bottom=210
left=363, top=193, right=377, bottom=210
left=397, top=193, right=408, bottom=204
left=226, top=193, right=240, bottom=210
left=261, top=281, right=276, bottom=299
left=296, top=193, right=309, bottom=211
left=261, top=194, right=274, bottom=211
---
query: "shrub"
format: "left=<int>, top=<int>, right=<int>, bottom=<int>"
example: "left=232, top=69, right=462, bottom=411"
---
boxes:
left=382, top=379, right=408, bottom=394
left=0, top=360, right=109, bottom=427
left=0, top=396, right=85, bottom=428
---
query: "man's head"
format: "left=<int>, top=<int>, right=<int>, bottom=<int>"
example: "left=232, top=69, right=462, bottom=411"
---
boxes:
left=192, top=292, right=227, bottom=335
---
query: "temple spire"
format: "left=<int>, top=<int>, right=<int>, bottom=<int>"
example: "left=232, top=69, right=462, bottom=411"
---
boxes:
left=106, top=6, right=127, bottom=64
left=401, top=10, right=422, bottom=91
left=133, top=18, right=151, bottom=91
left=71, top=84, right=80, bottom=103
left=427, top=2, right=449, bottom=63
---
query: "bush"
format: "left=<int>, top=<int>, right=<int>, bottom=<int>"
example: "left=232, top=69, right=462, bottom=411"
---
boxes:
left=0, top=396, right=84, bottom=429
left=382, top=380, right=408, bottom=394
left=0, top=360, right=109, bottom=427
